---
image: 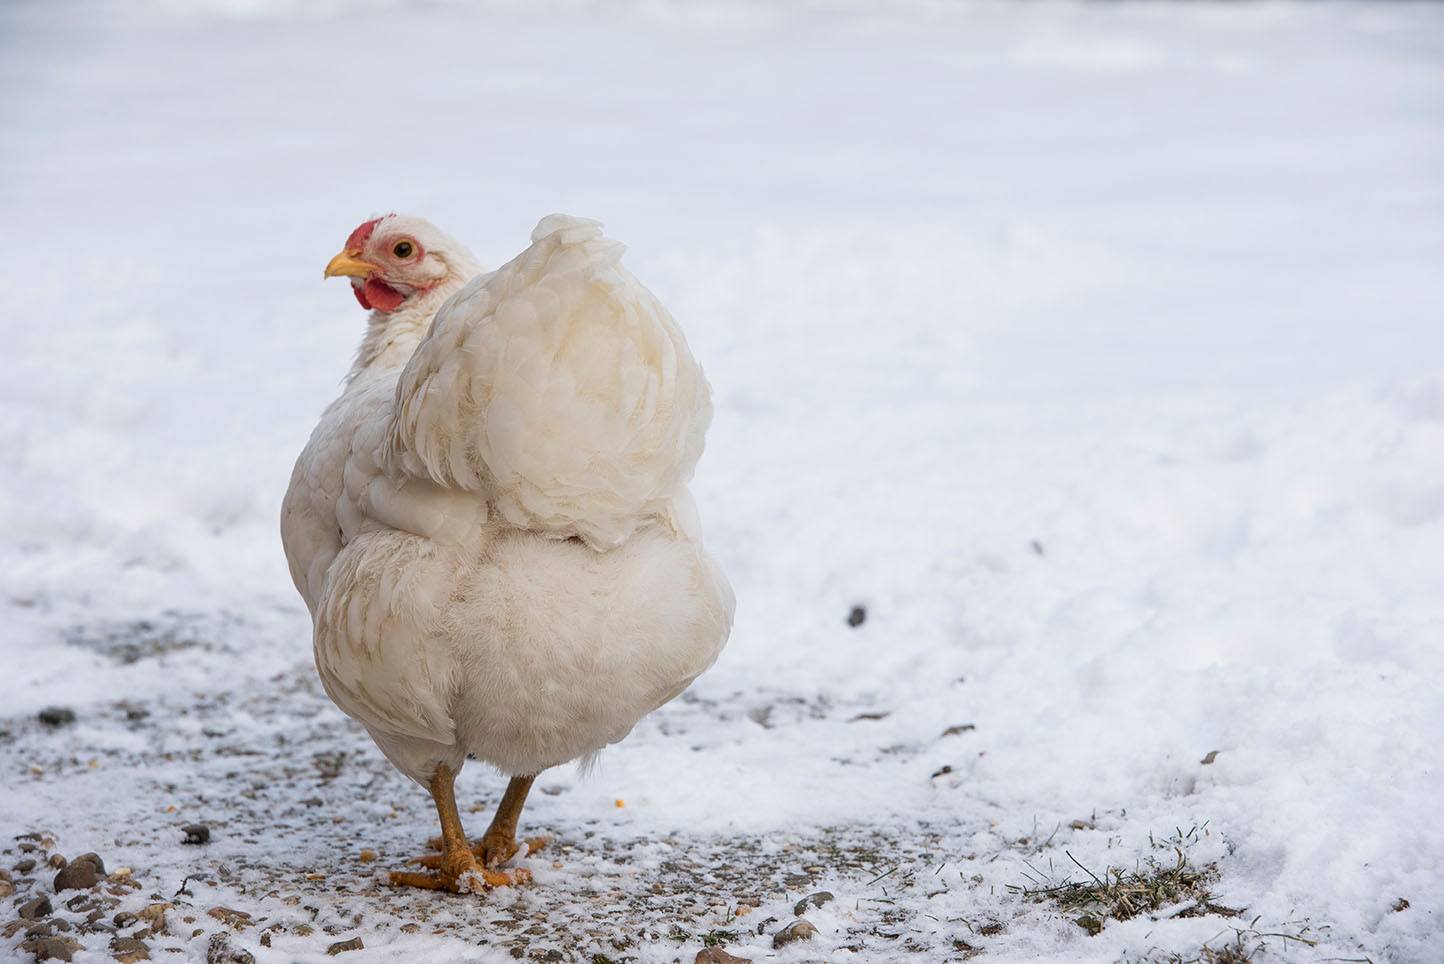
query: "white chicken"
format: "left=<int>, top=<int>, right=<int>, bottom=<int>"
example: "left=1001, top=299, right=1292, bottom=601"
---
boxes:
left=281, top=213, right=733, bottom=892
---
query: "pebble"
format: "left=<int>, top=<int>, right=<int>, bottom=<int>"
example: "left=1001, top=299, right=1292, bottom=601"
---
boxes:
left=205, top=932, right=254, bottom=964
left=771, top=919, right=817, bottom=949
left=53, top=853, right=105, bottom=891
left=19, top=895, right=53, bottom=919
left=846, top=605, right=866, bottom=628
left=47, top=855, right=66, bottom=870
left=0, top=879, right=12, bottom=898
left=327, top=937, right=364, bottom=955
left=37, top=707, right=76, bottom=728
left=21, top=935, right=82, bottom=962
left=793, top=891, right=834, bottom=916
left=206, top=907, right=252, bottom=929
left=182, top=825, right=211, bottom=846
left=113, top=913, right=139, bottom=929
left=138, top=903, right=170, bottom=936
left=111, top=936, right=151, bottom=962
left=16, top=859, right=37, bottom=874
left=696, top=950, right=752, bottom=964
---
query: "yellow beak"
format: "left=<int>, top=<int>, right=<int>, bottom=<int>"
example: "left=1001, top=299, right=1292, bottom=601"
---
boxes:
left=323, top=251, right=377, bottom=279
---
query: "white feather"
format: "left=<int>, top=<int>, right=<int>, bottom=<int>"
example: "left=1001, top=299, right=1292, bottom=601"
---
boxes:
left=280, top=215, right=733, bottom=784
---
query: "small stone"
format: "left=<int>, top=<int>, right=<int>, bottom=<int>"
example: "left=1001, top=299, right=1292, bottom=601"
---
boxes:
left=111, top=936, right=151, bottom=962
left=1393, top=897, right=1411, bottom=913
left=22, top=935, right=82, bottom=962
left=1200, top=750, right=1219, bottom=765
left=64, top=895, right=93, bottom=912
left=1075, top=914, right=1103, bottom=935
left=0, top=879, right=12, bottom=898
left=205, top=932, right=254, bottom=964
left=846, top=606, right=866, bottom=628
left=357, top=849, right=377, bottom=863
left=137, top=903, right=170, bottom=935
left=113, top=912, right=138, bottom=929
left=37, top=707, right=76, bottom=728
left=696, top=950, right=752, bottom=964
left=793, top=891, right=834, bottom=916
left=258, top=932, right=271, bottom=948
left=207, top=906, right=252, bottom=929
left=19, top=895, right=53, bottom=919
left=54, top=853, right=105, bottom=891
left=16, top=858, right=37, bottom=874
left=941, top=724, right=976, bottom=737
left=327, top=937, right=364, bottom=955
left=181, top=825, right=210, bottom=846
left=772, top=919, right=817, bottom=948
left=25, top=921, right=54, bottom=938
left=48, top=855, right=66, bottom=870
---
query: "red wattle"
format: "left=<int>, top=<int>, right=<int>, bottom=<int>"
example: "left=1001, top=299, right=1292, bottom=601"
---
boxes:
left=352, top=283, right=372, bottom=310
left=363, top=278, right=406, bottom=312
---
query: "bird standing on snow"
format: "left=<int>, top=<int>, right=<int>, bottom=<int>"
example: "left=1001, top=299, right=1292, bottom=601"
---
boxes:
left=280, top=214, right=733, bottom=892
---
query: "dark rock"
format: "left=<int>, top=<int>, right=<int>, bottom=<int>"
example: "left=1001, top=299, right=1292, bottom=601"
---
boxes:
left=1393, top=897, right=1411, bottom=913
left=111, top=936, right=151, bottom=962
left=64, top=895, right=92, bottom=912
left=793, top=891, right=834, bottom=916
left=37, top=708, right=76, bottom=728
left=113, top=912, right=138, bottom=929
left=1075, top=914, right=1103, bottom=935
left=327, top=937, right=364, bottom=955
left=47, top=855, right=66, bottom=870
left=772, top=919, right=817, bottom=948
left=19, top=895, right=53, bottom=919
left=53, top=853, right=104, bottom=891
left=696, top=949, right=751, bottom=964
left=25, top=922, right=54, bottom=938
left=181, top=825, right=210, bottom=846
left=1200, top=750, right=1219, bottom=765
left=22, top=935, right=83, bottom=962
left=941, top=724, right=976, bottom=737
left=16, top=859, right=37, bottom=874
left=846, top=606, right=866, bottom=628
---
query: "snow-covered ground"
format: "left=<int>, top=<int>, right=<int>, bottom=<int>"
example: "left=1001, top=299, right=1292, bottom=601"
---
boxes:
left=3, top=1, right=1443, bottom=961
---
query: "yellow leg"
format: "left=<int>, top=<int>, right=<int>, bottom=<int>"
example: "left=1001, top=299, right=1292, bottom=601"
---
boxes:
left=388, top=764, right=517, bottom=892
left=475, top=775, right=549, bottom=867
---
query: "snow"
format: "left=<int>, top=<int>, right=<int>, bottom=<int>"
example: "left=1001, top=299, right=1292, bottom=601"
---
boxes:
left=3, top=0, right=1443, bottom=961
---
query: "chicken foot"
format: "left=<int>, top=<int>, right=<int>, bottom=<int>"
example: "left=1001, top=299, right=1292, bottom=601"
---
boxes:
left=427, top=775, right=550, bottom=866
left=389, top=764, right=519, bottom=892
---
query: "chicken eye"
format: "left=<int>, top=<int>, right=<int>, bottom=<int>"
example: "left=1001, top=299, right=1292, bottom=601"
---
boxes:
left=393, top=240, right=414, bottom=258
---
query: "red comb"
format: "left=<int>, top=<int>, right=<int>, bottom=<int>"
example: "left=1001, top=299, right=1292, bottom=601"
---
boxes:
left=345, top=216, right=386, bottom=252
